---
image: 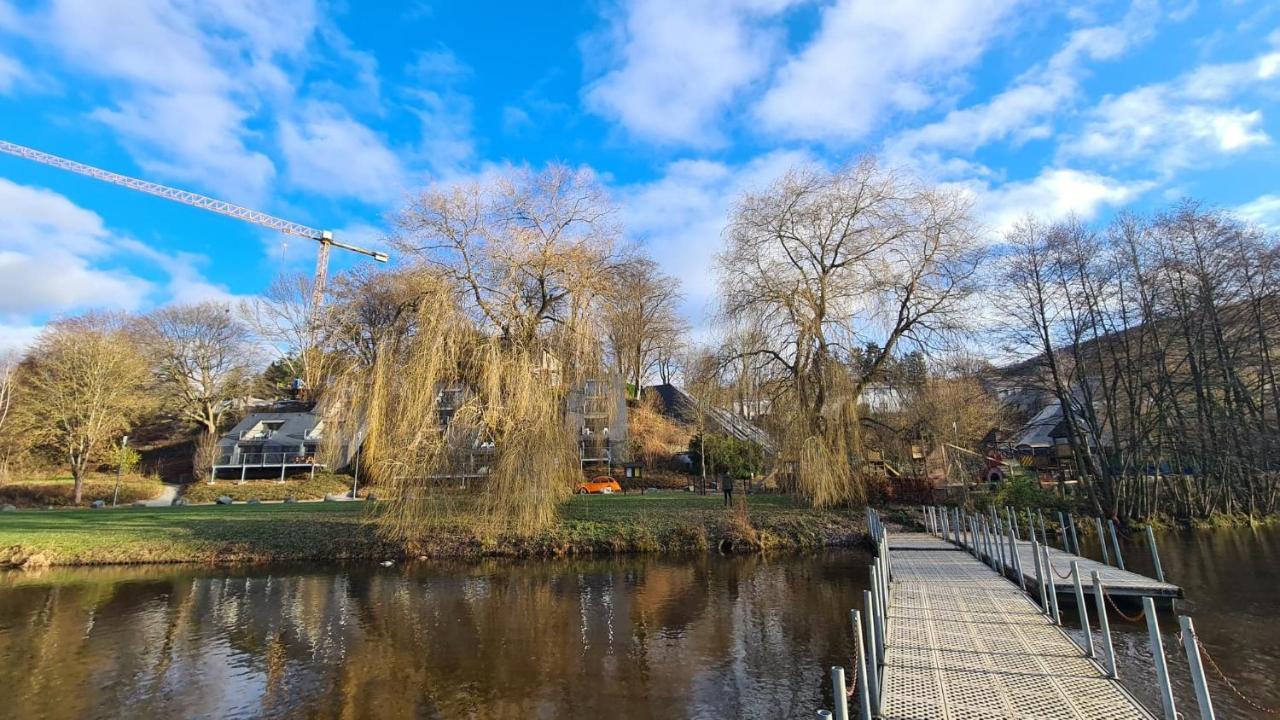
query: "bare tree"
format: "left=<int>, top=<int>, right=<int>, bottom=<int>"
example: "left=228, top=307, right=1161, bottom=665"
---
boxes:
left=141, top=302, right=259, bottom=477
left=242, top=273, right=334, bottom=396
left=604, top=255, right=686, bottom=394
left=14, top=314, right=150, bottom=503
left=717, top=157, right=981, bottom=505
left=391, top=164, right=619, bottom=353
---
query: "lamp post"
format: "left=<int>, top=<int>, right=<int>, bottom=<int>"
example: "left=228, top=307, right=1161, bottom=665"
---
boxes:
left=111, top=435, right=128, bottom=507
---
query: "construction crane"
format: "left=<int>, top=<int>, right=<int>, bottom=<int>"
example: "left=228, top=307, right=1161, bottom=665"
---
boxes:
left=0, top=139, right=389, bottom=314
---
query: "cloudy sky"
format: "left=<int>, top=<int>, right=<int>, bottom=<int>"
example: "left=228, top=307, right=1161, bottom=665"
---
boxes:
left=1, top=0, right=1278, bottom=351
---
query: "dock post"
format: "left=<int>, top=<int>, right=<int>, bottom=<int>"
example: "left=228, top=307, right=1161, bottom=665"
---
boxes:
left=1070, top=561, right=1094, bottom=658
left=1108, top=519, right=1126, bottom=570
left=1091, top=571, right=1117, bottom=678
left=817, top=711, right=833, bottom=719
left=1178, top=616, right=1216, bottom=720
left=1144, top=597, right=1177, bottom=720
left=1032, top=538, right=1048, bottom=614
left=858, top=601, right=880, bottom=717
left=1042, top=542, right=1061, bottom=624
left=995, top=516, right=1007, bottom=572
left=1068, top=513, right=1081, bottom=555
left=1007, top=522, right=1026, bottom=590
left=1094, top=517, right=1111, bottom=565
left=868, top=570, right=884, bottom=670
left=1146, top=525, right=1166, bottom=583
left=830, top=666, right=849, bottom=720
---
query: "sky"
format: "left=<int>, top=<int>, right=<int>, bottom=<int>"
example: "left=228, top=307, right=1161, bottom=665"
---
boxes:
left=1, top=0, right=1279, bottom=353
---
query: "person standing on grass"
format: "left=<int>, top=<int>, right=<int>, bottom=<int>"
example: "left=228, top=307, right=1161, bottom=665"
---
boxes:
left=722, top=475, right=735, bottom=507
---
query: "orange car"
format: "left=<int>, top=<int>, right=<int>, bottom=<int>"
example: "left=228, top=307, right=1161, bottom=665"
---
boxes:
left=576, top=476, right=622, bottom=494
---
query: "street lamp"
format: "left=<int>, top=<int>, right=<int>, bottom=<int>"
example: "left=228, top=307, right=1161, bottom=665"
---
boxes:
left=111, top=435, right=128, bottom=507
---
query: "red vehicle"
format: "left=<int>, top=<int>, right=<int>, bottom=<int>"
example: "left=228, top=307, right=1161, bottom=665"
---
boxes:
left=576, top=476, right=622, bottom=494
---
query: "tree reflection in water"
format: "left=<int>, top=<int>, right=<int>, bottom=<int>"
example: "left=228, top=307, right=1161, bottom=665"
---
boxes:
left=0, top=552, right=870, bottom=719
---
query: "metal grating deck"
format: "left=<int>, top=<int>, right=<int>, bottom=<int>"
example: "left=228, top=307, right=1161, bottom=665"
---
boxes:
left=879, top=538, right=1155, bottom=720
left=1009, top=542, right=1183, bottom=598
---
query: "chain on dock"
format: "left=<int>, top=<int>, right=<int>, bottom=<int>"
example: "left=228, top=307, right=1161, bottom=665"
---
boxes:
left=1178, top=630, right=1280, bottom=715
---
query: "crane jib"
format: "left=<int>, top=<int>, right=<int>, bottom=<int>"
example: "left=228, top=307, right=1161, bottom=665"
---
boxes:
left=0, top=139, right=387, bottom=262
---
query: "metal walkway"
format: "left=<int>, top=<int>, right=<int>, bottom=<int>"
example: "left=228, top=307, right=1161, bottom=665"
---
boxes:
left=879, top=534, right=1154, bottom=719
left=1011, top=542, right=1182, bottom=598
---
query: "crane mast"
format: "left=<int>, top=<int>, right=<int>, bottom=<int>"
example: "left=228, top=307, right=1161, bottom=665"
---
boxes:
left=0, top=139, right=389, bottom=312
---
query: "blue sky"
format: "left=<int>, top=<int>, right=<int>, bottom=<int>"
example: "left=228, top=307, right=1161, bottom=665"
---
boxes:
left=2, top=0, right=1280, bottom=352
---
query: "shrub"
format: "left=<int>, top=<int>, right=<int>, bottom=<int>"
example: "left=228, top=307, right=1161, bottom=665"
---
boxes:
left=182, top=473, right=354, bottom=503
left=688, top=433, right=763, bottom=479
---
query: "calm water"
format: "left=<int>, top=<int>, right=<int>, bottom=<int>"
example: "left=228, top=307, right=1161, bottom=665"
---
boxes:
left=1, top=529, right=1276, bottom=719
left=0, top=552, right=869, bottom=719
left=1079, top=524, right=1280, bottom=719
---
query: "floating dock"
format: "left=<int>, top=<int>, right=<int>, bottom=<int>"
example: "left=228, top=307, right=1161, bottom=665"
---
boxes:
left=878, top=534, right=1155, bottom=719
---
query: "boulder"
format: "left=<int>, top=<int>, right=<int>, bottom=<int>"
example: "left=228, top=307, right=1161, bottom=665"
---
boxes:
left=170, top=497, right=187, bottom=506
left=90, top=500, right=106, bottom=509
left=323, top=493, right=338, bottom=502
left=365, top=493, right=377, bottom=502
left=248, top=497, right=261, bottom=505
left=216, top=496, right=234, bottom=505
left=0, top=504, right=15, bottom=512
left=283, top=496, right=298, bottom=504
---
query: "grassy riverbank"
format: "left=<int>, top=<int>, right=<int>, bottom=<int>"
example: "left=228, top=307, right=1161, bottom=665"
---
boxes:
left=0, top=493, right=866, bottom=568
left=0, top=473, right=166, bottom=507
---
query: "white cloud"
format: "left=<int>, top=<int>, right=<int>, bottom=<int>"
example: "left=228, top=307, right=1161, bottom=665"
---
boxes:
left=617, top=149, right=816, bottom=317
left=0, top=178, right=244, bottom=342
left=1236, top=193, right=1280, bottom=232
left=0, top=323, right=41, bottom=355
left=33, top=0, right=323, bottom=202
left=0, top=51, right=22, bottom=93
left=1062, top=49, right=1280, bottom=175
left=0, top=178, right=152, bottom=317
left=584, top=0, right=798, bottom=146
left=279, top=101, right=406, bottom=205
left=887, top=3, right=1156, bottom=159
left=968, top=168, right=1151, bottom=235
left=755, top=0, right=1020, bottom=143
left=402, top=49, right=475, bottom=179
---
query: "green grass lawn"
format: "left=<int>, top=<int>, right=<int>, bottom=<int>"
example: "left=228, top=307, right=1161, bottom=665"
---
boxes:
left=0, top=491, right=866, bottom=568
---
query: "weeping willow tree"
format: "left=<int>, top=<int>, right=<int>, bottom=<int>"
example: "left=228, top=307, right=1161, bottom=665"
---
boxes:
left=716, top=157, right=981, bottom=507
left=325, top=163, right=620, bottom=541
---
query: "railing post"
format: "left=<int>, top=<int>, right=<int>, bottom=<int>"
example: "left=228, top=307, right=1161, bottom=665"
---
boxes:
left=1070, top=561, right=1094, bottom=658
left=1008, top=505, right=1020, bottom=540
left=1032, top=538, right=1048, bottom=615
left=1095, top=517, right=1111, bottom=565
left=1144, top=597, right=1177, bottom=720
left=869, top=568, right=885, bottom=666
left=1007, top=521, right=1026, bottom=590
left=1091, top=571, right=1116, bottom=678
left=858, top=599, right=880, bottom=716
left=1178, top=616, right=1216, bottom=720
left=830, top=666, right=849, bottom=720
left=1068, top=513, right=1081, bottom=555
left=1108, top=519, right=1127, bottom=571
left=1057, top=511, right=1068, bottom=549
left=1146, top=525, right=1166, bottom=583
left=1042, top=542, right=1061, bottom=625
left=1026, top=508, right=1036, bottom=542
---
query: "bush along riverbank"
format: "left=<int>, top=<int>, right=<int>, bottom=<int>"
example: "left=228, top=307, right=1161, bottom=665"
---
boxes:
left=0, top=493, right=867, bottom=569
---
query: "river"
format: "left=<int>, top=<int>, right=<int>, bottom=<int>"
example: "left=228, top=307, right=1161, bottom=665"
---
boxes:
left=0, top=527, right=1276, bottom=719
